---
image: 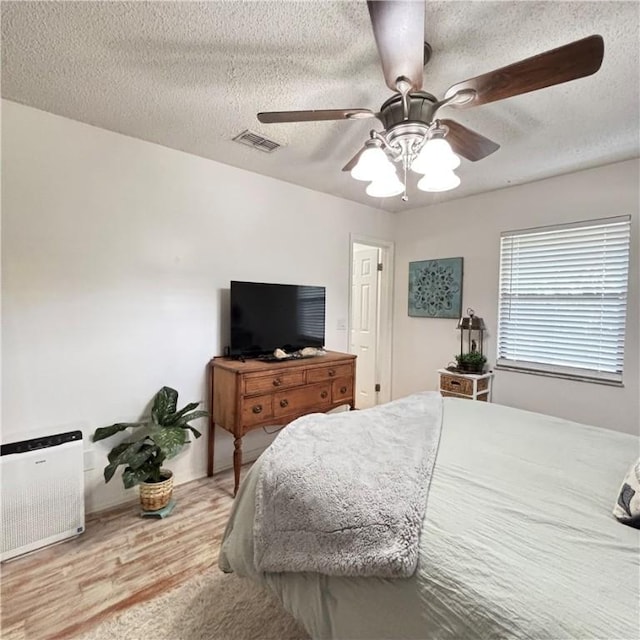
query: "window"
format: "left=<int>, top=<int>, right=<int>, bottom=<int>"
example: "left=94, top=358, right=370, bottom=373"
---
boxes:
left=497, top=216, right=631, bottom=384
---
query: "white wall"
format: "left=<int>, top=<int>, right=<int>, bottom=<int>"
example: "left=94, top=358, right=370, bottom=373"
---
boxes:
left=393, top=159, right=640, bottom=435
left=1, top=100, right=395, bottom=512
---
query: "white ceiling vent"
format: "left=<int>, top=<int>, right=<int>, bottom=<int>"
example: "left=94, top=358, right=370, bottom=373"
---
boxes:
left=232, top=130, right=282, bottom=153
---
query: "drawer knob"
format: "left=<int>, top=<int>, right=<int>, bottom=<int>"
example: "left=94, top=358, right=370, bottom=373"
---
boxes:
left=252, top=405, right=263, bottom=414
left=340, top=386, right=347, bottom=394
left=320, top=390, right=328, bottom=399
left=280, top=399, right=289, bottom=408
left=328, top=369, right=336, bottom=377
left=272, top=378, right=282, bottom=387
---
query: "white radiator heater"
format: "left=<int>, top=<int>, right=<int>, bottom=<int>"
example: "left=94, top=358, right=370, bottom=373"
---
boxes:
left=1, top=431, right=85, bottom=561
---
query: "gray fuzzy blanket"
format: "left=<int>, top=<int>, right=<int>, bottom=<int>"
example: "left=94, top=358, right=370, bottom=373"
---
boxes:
left=253, top=392, right=443, bottom=578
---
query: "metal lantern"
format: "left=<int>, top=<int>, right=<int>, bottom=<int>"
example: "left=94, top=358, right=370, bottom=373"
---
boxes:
left=457, top=308, right=486, bottom=357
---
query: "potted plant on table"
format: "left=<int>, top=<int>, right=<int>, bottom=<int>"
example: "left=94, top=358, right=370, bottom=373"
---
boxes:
left=455, top=351, right=488, bottom=374
left=92, top=386, right=208, bottom=512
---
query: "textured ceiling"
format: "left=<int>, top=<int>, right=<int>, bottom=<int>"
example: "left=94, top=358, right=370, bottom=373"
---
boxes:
left=2, top=1, right=639, bottom=212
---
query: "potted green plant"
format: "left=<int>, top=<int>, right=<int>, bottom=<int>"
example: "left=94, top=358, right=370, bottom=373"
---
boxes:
left=92, top=386, right=208, bottom=511
left=455, top=351, right=487, bottom=374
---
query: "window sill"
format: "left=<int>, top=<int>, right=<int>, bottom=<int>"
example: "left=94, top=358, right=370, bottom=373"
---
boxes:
left=495, top=364, right=624, bottom=387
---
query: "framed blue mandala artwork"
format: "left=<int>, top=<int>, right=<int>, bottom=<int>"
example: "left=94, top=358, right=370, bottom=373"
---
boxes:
left=408, top=257, right=463, bottom=318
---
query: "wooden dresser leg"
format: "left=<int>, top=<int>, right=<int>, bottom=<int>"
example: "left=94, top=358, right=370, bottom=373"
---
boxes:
left=207, top=421, right=215, bottom=477
left=208, top=363, right=215, bottom=477
left=233, top=436, right=243, bottom=497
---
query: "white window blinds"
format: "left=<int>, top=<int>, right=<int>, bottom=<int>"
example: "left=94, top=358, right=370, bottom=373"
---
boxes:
left=497, top=216, right=631, bottom=383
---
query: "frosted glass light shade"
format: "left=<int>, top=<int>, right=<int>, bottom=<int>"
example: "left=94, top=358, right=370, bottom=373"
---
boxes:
left=411, top=138, right=460, bottom=174
left=351, top=147, right=395, bottom=181
left=417, top=170, right=461, bottom=192
left=366, top=175, right=404, bottom=198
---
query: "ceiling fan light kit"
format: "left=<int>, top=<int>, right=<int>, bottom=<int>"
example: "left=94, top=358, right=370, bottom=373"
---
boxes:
left=350, top=119, right=464, bottom=196
left=257, top=1, right=604, bottom=203
left=417, top=170, right=461, bottom=193
left=365, top=175, right=405, bottom=198
left=411, top=136, right=461, bottom=174
left=350, top=142, right=396, bottom=182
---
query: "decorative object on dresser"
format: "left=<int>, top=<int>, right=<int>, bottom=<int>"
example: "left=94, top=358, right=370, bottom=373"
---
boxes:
left=438, top=369, right=494, bottom=402
left=209, top=351, right=356, bottom=496
left=408, top=257, right=463, bottom=318
left=92, top=386, right=208, bottom=514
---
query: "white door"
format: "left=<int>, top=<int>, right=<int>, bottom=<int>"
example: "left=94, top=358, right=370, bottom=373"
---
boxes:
left=350, top=246, right=380, bottom=409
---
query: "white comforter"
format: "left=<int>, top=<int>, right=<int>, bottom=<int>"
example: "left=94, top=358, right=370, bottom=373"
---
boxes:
left=219, top=398, right=640, bottom=639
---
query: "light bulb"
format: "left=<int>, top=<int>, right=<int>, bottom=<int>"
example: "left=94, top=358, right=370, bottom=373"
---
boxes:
left=417, top=170, right=461, bottom=192
left=366, top=174, right=404, bottom=198
left=351, top=146, right=395, bottom=181
left=411, top=138, right=460, bottom=174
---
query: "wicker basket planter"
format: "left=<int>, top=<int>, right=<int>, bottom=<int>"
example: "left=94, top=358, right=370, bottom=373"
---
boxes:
left=139, top=470, right=174, bottom=511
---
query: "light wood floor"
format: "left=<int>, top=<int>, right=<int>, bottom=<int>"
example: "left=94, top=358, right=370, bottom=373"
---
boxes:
left=1, top=470, right=238, bottom=640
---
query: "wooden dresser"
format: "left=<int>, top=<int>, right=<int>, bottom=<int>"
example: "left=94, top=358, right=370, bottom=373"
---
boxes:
left=208, top=351, right=356, bottom=495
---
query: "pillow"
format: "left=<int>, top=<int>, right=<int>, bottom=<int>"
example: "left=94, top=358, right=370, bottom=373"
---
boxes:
left=613, top=458, right=640, bottom=528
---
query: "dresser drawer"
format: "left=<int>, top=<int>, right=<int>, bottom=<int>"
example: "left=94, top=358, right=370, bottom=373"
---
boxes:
left=306, top=363, right=353, bottom=384
left=440, top=374, right=473, bottom=396
left=441, top=390, right=489, bottom=402
left=332, top=377, right=353, bottom=402
left=274, top=383, right=331, bottom=418
left=245, top=370, right=304, bottom=395
left=441, top=390, right=470, bottom=400
left=241, top=395, right=274, bottom=426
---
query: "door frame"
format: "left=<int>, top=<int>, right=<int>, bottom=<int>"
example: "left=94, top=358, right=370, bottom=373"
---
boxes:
left=348, top=234, right=395, bottom=406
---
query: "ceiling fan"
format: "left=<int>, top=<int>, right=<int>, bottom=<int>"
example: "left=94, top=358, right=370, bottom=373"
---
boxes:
left=256, top=1, right=604, bottom=201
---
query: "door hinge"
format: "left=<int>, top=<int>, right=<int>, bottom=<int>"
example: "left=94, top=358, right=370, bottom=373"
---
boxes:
left=375, top=383, right=381, bottom=392
left=377, top=263, right=383, bottom=271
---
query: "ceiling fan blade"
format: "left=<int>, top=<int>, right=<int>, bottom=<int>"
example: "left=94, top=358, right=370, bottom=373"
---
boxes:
left=257, top=109, right=377, bottom=124
left=444, top=35, right=604, bottom=108
left=440, top=119, right=500, bottom=162
left=367, top=0, right=425, bottom=92
left=342, top=147, right=367, bottom=172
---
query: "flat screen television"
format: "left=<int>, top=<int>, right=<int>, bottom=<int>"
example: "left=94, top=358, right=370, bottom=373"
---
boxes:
left=230, top=281, right=326, bottom=358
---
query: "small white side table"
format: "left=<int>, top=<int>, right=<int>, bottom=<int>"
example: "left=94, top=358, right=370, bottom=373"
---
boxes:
left=437, top=369, right=494, bottom=402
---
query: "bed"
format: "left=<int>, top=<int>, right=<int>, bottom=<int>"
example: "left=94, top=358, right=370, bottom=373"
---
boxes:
left=219, top=396, right=639, bottom=639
